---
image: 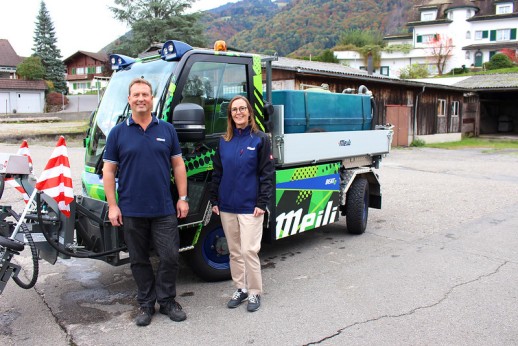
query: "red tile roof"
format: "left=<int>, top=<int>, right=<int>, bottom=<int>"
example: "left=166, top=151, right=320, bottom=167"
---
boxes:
left=0, top=79, right=47, bottom=90
left=0, top=39, right=23, bottom=67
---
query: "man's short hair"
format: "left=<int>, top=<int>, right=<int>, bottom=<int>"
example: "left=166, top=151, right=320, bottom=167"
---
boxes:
left=128, top=78, right=152, bottom=95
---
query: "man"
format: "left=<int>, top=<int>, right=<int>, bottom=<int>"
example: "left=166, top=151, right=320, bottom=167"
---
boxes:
left=103, top=78, right=189, bottom=327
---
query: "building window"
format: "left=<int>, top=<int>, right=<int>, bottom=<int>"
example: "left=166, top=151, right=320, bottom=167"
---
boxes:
left=465, top=51, right=470, bottom=59
left=451, top=101, right=459, bottom=117
left=96, top=66, right=103, bottom=74
left=437, top=99, right=446, bottom=117
left=466, top=31, right=471, bottom=39
left=417, top=34, right=437, bottom=43
left=475, top=31, right=489, bottom=40
left=76, top=67, right=85, bottom=74
left=380, top=66, right=389, bottom=76
left=497, top=29, right=511, bottom=41
left=421, top=10, right=437, bottom=21
left=496, top=4, right=513, bottom=14
left=447, top=11, right=453, bottom=20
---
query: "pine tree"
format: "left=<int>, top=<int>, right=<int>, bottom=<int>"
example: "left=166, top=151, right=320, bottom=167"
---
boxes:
left=32, top=0, right=67, bottom=93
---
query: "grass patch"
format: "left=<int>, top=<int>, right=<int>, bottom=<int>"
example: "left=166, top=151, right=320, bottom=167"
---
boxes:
left=425, top=137, right=518, bottom=150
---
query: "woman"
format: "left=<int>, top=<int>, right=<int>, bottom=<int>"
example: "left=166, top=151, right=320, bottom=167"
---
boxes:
left=210, top=95, right=274, bottom=312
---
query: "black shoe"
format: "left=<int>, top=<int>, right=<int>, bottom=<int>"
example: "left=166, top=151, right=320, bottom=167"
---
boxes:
left=135, top=306, right=155, bottom=326
left=247, top=294, right=261, bottom=312
left=227, top=289, right=248, bottom=309
left=159, top=300, right=187, bottom=322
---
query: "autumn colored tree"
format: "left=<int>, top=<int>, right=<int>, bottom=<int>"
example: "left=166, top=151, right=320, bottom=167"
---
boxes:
left=498, top=48, right=518, bottom=64
left=427, top=35, right=454, bottom=76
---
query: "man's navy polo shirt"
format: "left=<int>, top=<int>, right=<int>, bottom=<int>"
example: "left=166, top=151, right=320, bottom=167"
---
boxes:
left=103, top=116, right=182, bottom=217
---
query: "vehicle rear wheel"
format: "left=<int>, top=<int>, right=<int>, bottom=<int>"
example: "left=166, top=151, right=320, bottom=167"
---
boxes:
left=345, top=177, right=369, bottom=234
left=185, top=216, right=231, bottom=282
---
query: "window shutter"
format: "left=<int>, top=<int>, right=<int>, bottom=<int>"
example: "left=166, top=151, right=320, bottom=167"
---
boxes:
left=417, top=35, right=422, bottom=43
left=511, top=28, right=517, bottom=40
left=72, top=68, right=76, bottom=74
left=490, top=30, right=496, bottom=41
left=482, top=31, right=488, bottom=39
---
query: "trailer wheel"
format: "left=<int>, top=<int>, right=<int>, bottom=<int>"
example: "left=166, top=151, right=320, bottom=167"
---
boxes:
left=186, top=216, right=231, bottom=282
left=345, top=177, right=369, bottom=234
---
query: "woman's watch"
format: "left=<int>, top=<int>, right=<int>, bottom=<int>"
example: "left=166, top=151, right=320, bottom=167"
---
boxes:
left=179, top=196, right=189, bottom=202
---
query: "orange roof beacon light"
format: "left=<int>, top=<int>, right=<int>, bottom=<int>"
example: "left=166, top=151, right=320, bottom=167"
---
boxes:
left=214, top=40, right=227, bottom=52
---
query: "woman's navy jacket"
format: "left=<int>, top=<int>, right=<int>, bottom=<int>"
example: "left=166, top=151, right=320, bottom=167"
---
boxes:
left=210, top=126, right=274, bottom=214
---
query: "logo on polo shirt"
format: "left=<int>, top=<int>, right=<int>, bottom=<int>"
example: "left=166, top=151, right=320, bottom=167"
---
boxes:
left=156, top=138, right=165, bottom=142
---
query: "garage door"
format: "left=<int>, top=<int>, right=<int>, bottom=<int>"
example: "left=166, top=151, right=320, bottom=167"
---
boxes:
left=0, top=92, right=10, bottom=114
left=16, top=93, right=41, bottom=113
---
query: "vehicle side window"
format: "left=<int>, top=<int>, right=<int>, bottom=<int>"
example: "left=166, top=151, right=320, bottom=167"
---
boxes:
left=181, top=62, right=248, bottom=135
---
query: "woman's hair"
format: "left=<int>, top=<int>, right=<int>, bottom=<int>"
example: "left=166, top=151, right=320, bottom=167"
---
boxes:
left=223, top=95, right=258, bottom=141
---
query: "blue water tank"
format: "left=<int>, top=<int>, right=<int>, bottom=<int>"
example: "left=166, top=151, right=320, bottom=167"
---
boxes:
left=271, top=90, right=372, bottom=133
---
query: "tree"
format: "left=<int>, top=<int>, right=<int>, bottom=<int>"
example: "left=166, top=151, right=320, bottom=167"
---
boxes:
left=399, top=64, right=429, bottom=79
left=109, top=0, right=206, bottom=56
left=426, top=34, right=453, bottom=76
left=16, top=56, right=46, bottom=80
left=32, top=1, right=67, bottom=93
left=314, top=49, right=339, bottom=63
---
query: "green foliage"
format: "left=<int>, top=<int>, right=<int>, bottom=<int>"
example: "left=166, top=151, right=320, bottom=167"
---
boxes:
left=410, top=138, right=426, bottom=147
left=339, top=29, right=384, bottom=47
left=399, top=64, right=429, bottom=79
left=357, top=45, right=383, bottom=68
left=313, top=49, right=338, bottom=63
left=109, top=0, right=206, bottom=56
left=383, top=44, right=412, bottom=54
left=16, top=56, right=46, bottom=80
left=446, top=65, right=469, bottom=75
left=485, top=53, right=515, bottom=70
left=32, top=1, right=67, bottom=93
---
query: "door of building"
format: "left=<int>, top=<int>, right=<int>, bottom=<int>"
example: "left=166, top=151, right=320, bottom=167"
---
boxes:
left=386, top=105, right=410, bottom=147
left=475, top=51, right=483, bottom=67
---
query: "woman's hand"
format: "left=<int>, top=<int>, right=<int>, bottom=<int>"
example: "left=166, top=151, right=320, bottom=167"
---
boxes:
left=253, top=207, right=265, bottom=217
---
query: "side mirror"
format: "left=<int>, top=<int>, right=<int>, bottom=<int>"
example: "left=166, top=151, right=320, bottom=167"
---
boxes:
left=172, top=103, right=205, bottom=142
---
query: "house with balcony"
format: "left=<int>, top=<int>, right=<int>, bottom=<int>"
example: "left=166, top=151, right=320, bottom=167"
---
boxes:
left=335, top=0, right=518, bottom=78
left=63, top=51, right=109, bottom=94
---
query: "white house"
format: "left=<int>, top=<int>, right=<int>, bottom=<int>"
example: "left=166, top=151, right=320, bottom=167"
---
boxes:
left=335, top=0, right=518, bottom=78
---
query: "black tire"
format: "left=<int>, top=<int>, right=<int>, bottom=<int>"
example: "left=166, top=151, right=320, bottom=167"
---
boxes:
left=185, top=216, right=231, bottom=282
left=345, top=177, right=370, bottom=235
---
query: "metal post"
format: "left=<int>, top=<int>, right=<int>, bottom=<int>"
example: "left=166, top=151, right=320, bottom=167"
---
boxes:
left=62, top=92, right=65, bottom=110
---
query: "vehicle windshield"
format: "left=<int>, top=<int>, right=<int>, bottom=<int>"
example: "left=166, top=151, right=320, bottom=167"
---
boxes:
left=85, top=58, right=177, bottom=167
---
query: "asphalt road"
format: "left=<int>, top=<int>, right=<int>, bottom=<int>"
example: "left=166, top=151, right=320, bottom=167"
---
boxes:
left=1, top=143, right=517, bottom=345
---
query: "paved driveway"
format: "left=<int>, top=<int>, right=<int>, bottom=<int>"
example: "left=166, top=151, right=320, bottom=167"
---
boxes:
left=1, top=144, right=518, bottom=345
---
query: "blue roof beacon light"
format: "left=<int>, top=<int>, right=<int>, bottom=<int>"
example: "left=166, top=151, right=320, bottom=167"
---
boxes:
left=110, top=54, right=136, bottom=71
left=160, top=40, right=193, bottom=61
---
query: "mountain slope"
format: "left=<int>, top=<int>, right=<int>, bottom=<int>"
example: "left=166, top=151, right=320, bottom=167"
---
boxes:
left=202, top=0, right=413, bottom=56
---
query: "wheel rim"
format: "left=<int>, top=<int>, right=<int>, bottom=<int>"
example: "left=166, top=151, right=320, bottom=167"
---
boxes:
left=201, top=225, right=230, bottom=270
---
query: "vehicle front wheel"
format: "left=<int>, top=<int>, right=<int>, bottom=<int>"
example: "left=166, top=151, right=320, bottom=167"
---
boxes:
left=185, top=216, right=231, bottom=282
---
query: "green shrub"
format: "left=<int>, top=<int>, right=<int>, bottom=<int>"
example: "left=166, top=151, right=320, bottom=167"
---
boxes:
left=410, top=138, right=426, bottom=147
left=485, top=53, right=514, bottom=70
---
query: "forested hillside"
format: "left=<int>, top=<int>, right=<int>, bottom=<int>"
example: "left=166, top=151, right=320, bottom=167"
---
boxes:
left=202, top=0, right=414, bottom=57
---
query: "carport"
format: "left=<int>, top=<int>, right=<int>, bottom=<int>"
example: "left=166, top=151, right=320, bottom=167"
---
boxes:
left=454, top=74, right=518, bottom=135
